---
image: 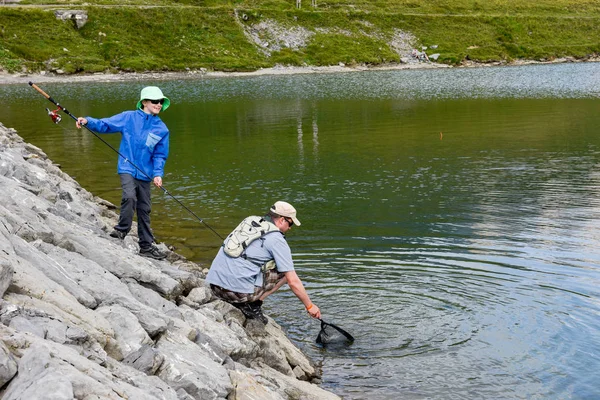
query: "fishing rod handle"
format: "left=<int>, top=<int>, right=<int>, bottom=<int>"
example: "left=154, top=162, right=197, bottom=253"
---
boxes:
left=28, top=82, right=52, bottom=100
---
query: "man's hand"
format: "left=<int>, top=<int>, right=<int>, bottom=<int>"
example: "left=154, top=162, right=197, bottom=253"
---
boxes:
left=307, top=303, right=321, bottom=319
left=153, top=176, right=163, bottom=187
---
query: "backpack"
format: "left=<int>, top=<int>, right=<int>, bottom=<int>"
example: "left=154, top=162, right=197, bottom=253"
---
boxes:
left=222, top=216, right=280, bottom=262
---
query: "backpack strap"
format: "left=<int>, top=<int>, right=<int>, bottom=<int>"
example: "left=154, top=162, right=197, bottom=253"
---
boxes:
left=222, top=216, right=279, bottom=258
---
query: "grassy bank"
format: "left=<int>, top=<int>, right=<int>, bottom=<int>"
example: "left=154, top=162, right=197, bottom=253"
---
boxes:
left=1, top=0, right=599, bottom=74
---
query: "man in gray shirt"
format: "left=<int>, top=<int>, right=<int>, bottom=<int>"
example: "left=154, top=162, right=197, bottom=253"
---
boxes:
left=207, top=201, right=321, bottom=324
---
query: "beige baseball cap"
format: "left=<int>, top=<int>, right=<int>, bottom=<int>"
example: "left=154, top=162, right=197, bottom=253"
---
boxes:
left=270, top=201, right=301, bottom=226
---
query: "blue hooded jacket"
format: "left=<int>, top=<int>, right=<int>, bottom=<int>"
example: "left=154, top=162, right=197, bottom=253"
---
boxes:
left=85, top=109, right=169, bottom=181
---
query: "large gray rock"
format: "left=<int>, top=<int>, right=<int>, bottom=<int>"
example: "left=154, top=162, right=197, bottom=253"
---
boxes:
left=156, top=331, right=233, bottom=399
left=8, top=315, right=46, bottom=338
left=5, top=252, right=114, bottom=344
left=54, top=10, right=88, bottom=29
left=180, top=305, right=256, bottom=359
left=5, top=265, right=114, bottom=347
left=181, top=284, right=214, bottom=307
left=227, top=361, right=339, bottom=400
left=254, top=363, right=340, bottom=400
left=10, top=236, right=98, bottom=308
left=126, top=279, right=183, bottom=317
left=0, top=325, right=178, bottom=399
left=2, top=343, right=74, bottom=400
left=122, top=343, right=165, bottom=375
left=101, top=294, right=171, bottom=337
left=32, top=239, right=132, bottom=305
left=229, top=369, right=283, bottom=400
left=96, top=304, right=153, bottom=358
left=0, top=340, right=17, bottom=387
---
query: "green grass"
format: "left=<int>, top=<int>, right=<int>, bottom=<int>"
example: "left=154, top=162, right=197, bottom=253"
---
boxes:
left=0, top=47, right=23, bottom=73
left=1, top=1, right=599, bottom=74
left=16, top=0, right=600, bottom=16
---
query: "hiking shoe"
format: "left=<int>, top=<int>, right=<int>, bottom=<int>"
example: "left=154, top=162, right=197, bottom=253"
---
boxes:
left=110, top=229, right=127, bottom=240
left=139, top=245, right=167, bottom=260
left=234, top=301, right=268, bottom=324
left=249, top=300, right=268, bottom=324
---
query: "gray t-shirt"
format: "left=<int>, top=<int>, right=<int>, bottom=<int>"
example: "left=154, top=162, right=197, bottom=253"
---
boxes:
left=206, top=230, right=294, bottom=293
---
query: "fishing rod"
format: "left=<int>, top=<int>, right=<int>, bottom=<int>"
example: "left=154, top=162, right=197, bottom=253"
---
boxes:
left=28, top=81, right=224, bottom=241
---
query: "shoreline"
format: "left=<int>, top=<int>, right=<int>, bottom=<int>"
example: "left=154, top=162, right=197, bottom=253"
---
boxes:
left=0, top=63, right=447, bottom=85
left=1, top=57, right=596, bottom=85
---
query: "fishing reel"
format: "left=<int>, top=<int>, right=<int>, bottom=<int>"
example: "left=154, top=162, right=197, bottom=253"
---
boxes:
left=46, top=108, right=62, bottom=124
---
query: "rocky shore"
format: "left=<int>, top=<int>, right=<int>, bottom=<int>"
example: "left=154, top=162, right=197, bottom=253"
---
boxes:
left=0, top=121, right=338, bottom=399
left=0, top=63, right=448, bottom=85
left=2, top=56, right=598, bottom=86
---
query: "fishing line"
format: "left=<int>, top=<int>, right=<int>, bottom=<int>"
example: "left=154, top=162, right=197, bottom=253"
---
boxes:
left=29, top=81, right=224, bottom=241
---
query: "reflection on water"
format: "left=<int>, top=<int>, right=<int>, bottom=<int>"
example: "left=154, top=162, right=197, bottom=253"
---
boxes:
left=2, top=63, right=600, bottom=399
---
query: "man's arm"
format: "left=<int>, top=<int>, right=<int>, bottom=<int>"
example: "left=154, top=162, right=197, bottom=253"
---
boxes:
left=285, top=270, right=321, bottom=319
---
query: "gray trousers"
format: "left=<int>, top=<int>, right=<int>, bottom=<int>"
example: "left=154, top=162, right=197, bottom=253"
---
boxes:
left=114, top=173, right=154, bottom=249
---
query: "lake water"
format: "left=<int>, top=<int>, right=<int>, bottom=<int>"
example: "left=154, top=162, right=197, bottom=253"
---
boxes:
left=2, top=63, right=600, bottom=399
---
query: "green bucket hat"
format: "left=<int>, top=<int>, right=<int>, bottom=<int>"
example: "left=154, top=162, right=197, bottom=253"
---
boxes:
left=136, top=86, right=170, bottom=112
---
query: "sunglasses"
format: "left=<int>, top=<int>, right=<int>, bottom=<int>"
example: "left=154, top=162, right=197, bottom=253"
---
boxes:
left=147, top=99, right=165, bottom=105
left=284, top=217, right=294, bottom=227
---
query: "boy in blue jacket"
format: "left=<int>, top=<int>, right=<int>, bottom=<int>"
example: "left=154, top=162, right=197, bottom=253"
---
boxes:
left=76, top=86, right=170, bottom=260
